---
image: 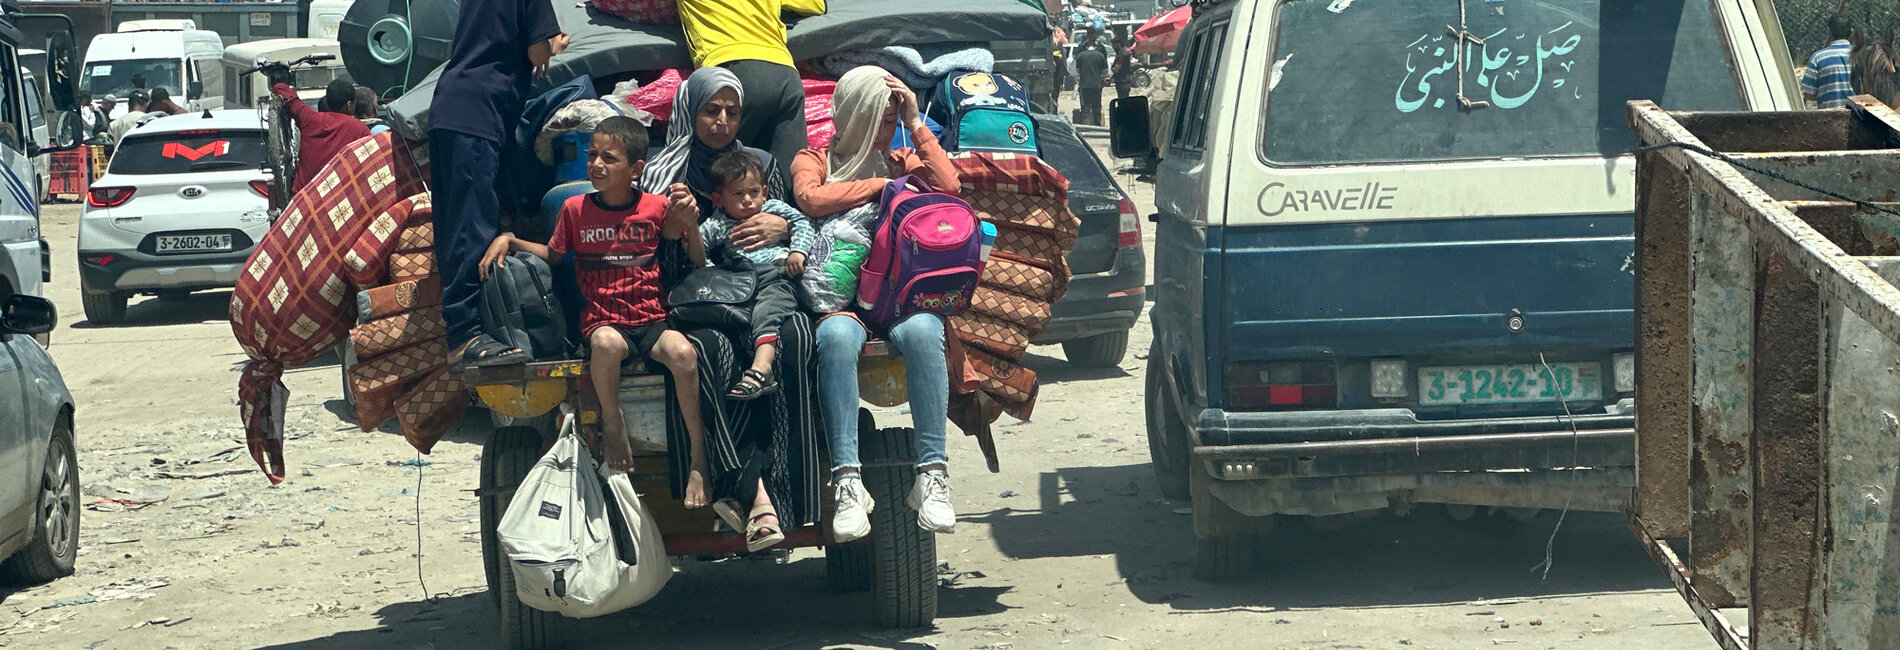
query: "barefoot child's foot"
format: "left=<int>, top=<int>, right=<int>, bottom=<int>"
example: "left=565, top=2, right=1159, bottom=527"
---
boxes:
left=684, top=464, right=710, bottom=509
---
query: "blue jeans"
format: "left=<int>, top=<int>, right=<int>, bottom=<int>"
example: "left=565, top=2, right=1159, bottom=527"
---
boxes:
left=430, top=129, right=501, bottom=348
left=817, top=313, right=949, bottom=471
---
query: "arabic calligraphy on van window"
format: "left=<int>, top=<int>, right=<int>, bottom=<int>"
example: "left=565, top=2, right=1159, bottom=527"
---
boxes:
left=1395, top=21, right=1584, bottom=113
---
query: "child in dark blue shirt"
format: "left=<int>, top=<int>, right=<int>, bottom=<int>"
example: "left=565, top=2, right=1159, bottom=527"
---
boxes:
left=432, top=0, right=569, bottom=368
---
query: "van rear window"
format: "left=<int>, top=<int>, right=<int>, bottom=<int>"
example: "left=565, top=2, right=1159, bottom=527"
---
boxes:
left=1262, top=0, right=1741, bottom=165
left=111, top=131, right=267, bottom=175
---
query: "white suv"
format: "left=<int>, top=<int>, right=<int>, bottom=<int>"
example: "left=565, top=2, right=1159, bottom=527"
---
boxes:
left=78, top=110, right=271, bottom=324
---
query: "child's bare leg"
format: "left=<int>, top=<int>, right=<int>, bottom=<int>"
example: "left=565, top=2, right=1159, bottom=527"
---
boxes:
left=588, top=327, right=635, bottom=472
left=652, top=330, right=710, bottom=509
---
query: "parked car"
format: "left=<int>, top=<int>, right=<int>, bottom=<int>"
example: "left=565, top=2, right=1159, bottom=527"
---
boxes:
left=1032, top=115, right=1145, bottom=368
left=78, top=109, right=272, bottom=324
left=0, top=294, right=77, bottom=584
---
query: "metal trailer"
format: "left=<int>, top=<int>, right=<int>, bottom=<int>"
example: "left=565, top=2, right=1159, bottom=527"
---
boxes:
left=1628, top=97, right=1900, bottom=649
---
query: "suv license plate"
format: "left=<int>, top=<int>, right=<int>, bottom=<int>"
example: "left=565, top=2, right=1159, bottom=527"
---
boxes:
left=155, top=234, right=233, bottom=254
left=1418, top=362, right=1603, bottom=406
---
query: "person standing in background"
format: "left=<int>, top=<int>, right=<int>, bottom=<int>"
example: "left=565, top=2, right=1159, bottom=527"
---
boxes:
left=1803, top=15, right=1857, bottom=109
left=106, top=90, right=148, bottom=144
left=430, top=0, right=569, bottom=367
left=1074, top=31, right=1109, bottom=126
left=354, top=86, right=390, bottom=134
left=677, top=0, right=827, bottom=185
left=272, top=79, right=369, bottom=194
left=1111, top=34, right=1137, bottom=100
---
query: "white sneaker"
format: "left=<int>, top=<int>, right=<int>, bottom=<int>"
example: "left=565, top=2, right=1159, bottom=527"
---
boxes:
left=832, top=476, right=874, bottom=543
left=909, top=470, right=957, bottom=534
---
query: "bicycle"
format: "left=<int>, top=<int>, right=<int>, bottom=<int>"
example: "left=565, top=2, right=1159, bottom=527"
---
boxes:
left=244, top=53, right=336, bottom=214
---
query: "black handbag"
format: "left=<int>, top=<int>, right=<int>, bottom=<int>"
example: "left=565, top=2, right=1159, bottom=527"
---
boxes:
left=667, top=256, right=758, bottom=330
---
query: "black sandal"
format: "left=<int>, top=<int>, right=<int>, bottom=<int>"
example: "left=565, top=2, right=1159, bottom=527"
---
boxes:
left=728, top=368, right=780, bottom=401
left=453, top=335, right=526, bottom=370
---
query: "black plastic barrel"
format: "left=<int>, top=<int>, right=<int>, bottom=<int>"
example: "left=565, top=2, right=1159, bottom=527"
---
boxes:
left=338, top=0, right=461, bottom=98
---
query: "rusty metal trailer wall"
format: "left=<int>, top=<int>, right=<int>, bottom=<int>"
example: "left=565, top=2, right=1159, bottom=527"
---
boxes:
left=1630, top=97, right=1900, bottom=650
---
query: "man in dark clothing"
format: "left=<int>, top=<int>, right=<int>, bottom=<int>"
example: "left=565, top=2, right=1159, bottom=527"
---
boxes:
left=273, top=79, right=371, bottom=194
left=1111, top=35, right=1137, bottom=100
left=430, top=0, right=567, bottom=366
left=1075, top=33, right=1109, bottom=126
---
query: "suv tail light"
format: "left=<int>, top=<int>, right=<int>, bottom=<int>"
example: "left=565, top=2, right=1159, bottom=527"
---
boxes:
left=86, top=186, right=135, bottom=208
left=249, top=180, right=271, bottom=197
left=1227, top=361, right=1336, bottom=410
left=1118, top=198, right=1142, bottom=248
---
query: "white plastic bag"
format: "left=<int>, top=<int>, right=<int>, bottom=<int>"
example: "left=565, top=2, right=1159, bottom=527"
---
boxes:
left=498, top=419, right=670, bottom=618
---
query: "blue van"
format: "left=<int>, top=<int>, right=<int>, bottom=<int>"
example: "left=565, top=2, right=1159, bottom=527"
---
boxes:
left=1110, top=0, right=1797, bottom=578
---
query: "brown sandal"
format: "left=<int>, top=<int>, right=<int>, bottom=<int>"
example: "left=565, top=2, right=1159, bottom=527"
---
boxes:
left=744, top=505, right=785, bottom=552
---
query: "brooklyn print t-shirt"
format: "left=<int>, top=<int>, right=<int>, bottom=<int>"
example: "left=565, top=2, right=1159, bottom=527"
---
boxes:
left=548, top=191, right=671, bottom=333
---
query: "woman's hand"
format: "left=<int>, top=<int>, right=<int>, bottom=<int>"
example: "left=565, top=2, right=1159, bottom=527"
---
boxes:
left=733, top=214, right=790, bottom=253
left=478, top=235, right=513, bottom=281
left=885, top=76, right=925, bottom=130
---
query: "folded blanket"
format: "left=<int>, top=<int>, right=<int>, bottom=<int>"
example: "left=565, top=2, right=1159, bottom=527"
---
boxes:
left=819, top=46, right=995, bottom=90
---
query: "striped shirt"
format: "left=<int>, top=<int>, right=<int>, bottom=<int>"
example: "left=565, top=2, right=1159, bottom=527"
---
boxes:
left=548, top=192, right=671, bottom=333
left=1803, top=40, right=1856, bottom=109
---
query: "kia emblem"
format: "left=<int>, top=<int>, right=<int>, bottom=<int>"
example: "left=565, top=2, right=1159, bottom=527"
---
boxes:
left=181, top=187, right=204, bottom=198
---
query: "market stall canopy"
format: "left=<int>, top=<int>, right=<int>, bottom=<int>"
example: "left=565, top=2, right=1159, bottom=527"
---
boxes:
left=1130, top=5, right=1190, bottom=56
left=379, top=0, right=1053, bottom=139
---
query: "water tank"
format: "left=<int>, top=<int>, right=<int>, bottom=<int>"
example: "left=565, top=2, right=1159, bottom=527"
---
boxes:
left=337, top=0, right=459, bottom=99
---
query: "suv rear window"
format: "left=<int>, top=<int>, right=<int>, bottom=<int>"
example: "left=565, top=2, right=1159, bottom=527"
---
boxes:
left=110, top=130, right=267, bottom=175
left=1263, top=0, right=1741, bottom=165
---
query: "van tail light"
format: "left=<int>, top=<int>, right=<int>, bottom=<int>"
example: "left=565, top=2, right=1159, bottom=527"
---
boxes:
left=1117, top=198, right=1142, bottom=248
left=249, top=180, right=271, bottom=197
left=1227, top=361, right=1336, bottom=411
left=86, top=186, right=135, bottom=208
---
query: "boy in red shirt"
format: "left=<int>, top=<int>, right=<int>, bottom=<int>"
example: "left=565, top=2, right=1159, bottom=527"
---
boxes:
left=480, top=117, right=713, bottom=507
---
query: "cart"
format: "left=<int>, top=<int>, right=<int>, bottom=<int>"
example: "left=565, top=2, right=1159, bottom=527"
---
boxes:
left=465, top=339, right=938, bottom=649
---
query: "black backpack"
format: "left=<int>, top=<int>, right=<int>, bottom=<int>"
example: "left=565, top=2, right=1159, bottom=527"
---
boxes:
left=480, top=252, right=571, bottom=361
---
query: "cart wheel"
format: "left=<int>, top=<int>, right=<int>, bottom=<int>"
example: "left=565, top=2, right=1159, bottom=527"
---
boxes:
left=338, top=338, right=357, bottom=418
left=825, top=539, right=872, bottom=592
left=861, top=426, right=937, bottom=629
left=479, top=425, right=551, bottom=649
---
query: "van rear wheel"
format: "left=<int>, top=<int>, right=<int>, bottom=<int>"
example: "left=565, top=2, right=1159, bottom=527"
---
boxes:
left=1145, top=344, right=1190, bottom=500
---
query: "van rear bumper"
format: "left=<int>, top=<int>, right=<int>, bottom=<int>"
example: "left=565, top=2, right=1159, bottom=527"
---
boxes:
left=1187, top=404, right=1635, bottom=516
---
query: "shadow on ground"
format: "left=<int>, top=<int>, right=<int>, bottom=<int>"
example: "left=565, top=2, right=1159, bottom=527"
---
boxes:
left=975, top=463, right=1673, bottom=611
left=257, top=555, right=1008, bottom=650
left=70, top=290, right=234, bottom=329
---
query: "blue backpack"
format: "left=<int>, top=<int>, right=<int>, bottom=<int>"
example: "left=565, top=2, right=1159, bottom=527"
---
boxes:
left=932, top=72, right=1040, bottom=156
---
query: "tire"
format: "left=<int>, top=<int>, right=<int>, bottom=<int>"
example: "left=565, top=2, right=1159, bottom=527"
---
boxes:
left=80, top=290, right=126, bottom=326
left=1189, top=459, right=1261, bottom=583
left=1145, top=343, right=1189, bottom=500
left=3, top=417, right=78, bottom=584
left=1063, top=330, right=1131, bottom=369
left=479, top=425, right=551, bottom=649
left=825, top=539, right=872, bottom=593
left=861, top=426, right=937, bottom=629
left=338, top=338, right=357, bottom=416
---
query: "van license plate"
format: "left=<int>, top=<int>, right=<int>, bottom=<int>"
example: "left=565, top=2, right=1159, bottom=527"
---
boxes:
left=155, top=234, right=233, bottom=254
left=1418, top=362, right=1602, bottom=406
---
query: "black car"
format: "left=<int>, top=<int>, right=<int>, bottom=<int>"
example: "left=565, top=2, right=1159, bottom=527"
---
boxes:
left=1030, top=115, right=1146, bottom=368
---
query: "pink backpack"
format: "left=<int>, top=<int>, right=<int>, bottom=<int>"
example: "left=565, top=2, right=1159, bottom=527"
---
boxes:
left=858, top=175, right=985, bottom=330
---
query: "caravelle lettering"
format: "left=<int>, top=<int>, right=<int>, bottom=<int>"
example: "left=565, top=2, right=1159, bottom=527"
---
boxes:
left=1258, top=182, right=1399, bottom=217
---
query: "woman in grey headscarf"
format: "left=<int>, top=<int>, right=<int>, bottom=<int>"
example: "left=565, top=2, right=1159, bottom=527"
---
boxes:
left=645, top=66, right=822, bottom=551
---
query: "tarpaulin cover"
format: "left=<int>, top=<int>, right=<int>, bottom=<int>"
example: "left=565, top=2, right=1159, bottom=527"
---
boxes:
left=388, top=0, right=1050, bottom=140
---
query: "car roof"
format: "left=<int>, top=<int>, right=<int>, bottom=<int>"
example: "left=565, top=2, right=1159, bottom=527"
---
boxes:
left=123, top=109, right=265, bottom=137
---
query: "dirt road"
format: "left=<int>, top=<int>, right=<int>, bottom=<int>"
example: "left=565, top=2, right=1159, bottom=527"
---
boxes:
left=2, top=136, right=1716, bottom=649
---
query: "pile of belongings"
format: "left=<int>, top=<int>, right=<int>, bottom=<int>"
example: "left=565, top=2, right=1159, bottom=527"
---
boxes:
left=230, top=134, right=441, bottom=482
left=945, top=152, right=1079, bottom=470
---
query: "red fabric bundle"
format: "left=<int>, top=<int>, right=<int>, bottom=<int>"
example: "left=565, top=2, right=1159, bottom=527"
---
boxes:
left=630, top=69, right=688, bottom=122
left=230, top=133, right=427, bottom=483
left=803, top=75, right=838, bottom=148
left=587, top=0, right=678, bottom=23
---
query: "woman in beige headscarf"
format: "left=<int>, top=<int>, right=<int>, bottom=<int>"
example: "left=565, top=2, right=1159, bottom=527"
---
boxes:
left=791, top=66, right=959, bottom=216
left=790, top=65, right=964, bottom=545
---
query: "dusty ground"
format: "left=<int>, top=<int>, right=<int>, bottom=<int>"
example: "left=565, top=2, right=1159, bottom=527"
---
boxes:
left=0, top=127, right=1719, bottom=650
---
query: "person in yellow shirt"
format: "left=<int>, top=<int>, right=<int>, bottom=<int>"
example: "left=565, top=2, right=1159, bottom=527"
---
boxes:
left=678, top=0, right=826, bottom=186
